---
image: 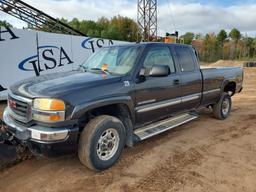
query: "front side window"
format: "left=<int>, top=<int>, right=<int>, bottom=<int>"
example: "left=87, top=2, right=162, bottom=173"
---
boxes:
left=143, top=46, right=176, bottom=74
left=82, top=46, right=142, bottom=75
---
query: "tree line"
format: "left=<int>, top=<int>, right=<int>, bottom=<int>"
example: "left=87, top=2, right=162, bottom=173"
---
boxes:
left=182, top=29, right=256, bottom=62
left=1, top=18, right=256, bottom=62
left=0, top=16, right=140, bottom=42
left=58, top=16, right=140, bottom=42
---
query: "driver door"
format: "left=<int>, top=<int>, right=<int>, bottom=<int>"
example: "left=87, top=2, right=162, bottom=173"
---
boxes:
left=134, top=45, right=182, bottom=126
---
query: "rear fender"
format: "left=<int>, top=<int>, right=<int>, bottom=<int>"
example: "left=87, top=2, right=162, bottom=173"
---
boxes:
left=220, top=80, right=230, bottom=94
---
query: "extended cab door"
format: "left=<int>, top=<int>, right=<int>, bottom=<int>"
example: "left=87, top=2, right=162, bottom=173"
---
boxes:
left=173, top=46, right=202, bottom=111
left=134, top=45, right=182, bottom=126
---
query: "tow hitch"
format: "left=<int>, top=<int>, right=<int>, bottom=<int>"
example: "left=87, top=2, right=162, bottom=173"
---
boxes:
left=0, top=120, right=32, bottom=170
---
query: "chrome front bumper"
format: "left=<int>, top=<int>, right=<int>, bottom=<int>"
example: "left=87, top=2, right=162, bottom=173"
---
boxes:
left=3, top=107, right=69, bottom=143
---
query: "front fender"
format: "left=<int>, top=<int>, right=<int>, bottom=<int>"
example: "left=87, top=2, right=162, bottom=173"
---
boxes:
left=69, top=96, right=135, bottom=122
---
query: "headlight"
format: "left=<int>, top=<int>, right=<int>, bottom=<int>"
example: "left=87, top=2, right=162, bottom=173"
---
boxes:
left=33, top=98, right=65, bottom=111
left=32, top=98, right=65, bottom=123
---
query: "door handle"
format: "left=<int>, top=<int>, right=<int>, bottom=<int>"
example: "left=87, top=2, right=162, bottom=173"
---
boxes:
left=174, top=79, right=180, bottom=85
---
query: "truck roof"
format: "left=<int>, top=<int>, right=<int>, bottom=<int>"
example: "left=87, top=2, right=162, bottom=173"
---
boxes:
left=107, top=42, right=193, bottom=49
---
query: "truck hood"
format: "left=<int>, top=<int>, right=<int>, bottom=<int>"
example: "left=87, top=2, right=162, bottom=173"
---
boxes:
left=10, top=70, right=122, bottom=98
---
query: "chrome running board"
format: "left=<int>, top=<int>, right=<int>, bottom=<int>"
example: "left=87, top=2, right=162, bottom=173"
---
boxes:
left=133, top=112, right=198, bottom=141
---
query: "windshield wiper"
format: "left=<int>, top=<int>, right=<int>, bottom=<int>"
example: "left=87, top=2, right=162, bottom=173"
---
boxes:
left=79, top=65, right=87, bottom=72
left=89, top=68, right=112, bottom=75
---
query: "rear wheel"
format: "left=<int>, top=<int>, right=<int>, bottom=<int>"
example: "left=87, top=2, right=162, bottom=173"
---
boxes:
left=78, top=115, right=126, bottom=171
left=212, top=92, right=232, bottom=120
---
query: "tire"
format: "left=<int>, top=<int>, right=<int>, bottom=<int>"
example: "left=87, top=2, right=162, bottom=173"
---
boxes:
left=78, top=115, right=126, bottom=171
left=212, top=92, right=232, bottom=120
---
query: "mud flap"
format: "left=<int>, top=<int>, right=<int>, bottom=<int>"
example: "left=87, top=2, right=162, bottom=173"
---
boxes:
left=0, top=120, right=32, bottom=170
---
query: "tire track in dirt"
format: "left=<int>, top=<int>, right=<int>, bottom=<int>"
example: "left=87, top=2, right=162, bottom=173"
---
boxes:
left=125, top=105, right=256, bottom=192
left=125, top=146, right=216, bottom=192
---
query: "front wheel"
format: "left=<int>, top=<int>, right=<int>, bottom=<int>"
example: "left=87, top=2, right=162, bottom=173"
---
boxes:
left=212, top=92, right=232, bottom=120
left=78, top=115, right=126, bottom=171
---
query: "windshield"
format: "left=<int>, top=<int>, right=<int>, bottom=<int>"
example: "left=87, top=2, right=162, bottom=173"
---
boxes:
left=82, top=46, right=141, bottom=75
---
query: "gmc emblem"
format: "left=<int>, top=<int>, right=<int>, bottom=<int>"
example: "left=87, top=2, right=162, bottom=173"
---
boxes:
left=8, top=99, right=16, bottom=109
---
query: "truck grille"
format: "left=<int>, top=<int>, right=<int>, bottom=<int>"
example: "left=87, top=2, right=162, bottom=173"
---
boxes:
left=8, top=93, right=32, bottom=123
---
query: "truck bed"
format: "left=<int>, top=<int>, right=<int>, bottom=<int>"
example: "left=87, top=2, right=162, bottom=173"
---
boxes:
left=200, top=66, right=243, bottom=106
left=200, top=66, right=243, bottom=84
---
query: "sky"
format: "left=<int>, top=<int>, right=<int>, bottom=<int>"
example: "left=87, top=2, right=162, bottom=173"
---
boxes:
left=1, top=0, right=256, bottom=37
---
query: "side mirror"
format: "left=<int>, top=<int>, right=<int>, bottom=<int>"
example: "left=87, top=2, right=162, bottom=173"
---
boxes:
left=149, top=65, right=170, bottom=77
left=138, top=67, right=146, bottom=81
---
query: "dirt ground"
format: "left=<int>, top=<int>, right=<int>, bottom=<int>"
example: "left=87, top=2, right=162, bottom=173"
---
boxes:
left=1, top=62, right=256, bottom=192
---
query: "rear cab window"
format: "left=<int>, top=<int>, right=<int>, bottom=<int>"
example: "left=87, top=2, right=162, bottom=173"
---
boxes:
left=175, top=46, right=196, bottom=72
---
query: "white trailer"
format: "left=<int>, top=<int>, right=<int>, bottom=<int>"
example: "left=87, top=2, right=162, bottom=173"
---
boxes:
left=0, top=27, right=126, bottom=100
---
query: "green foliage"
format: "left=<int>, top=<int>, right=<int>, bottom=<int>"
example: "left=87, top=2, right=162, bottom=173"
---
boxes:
left=229, top=28, right=241, bottom=42
left=180, top=32, right=194, bottom=44
left=217, top=29, right=227, bottom=44
left=195, top=33, right=203, bottom=39
left=106, top=25, right=122, bottom=40
left=201, top=33, right=219, bottom=62
left=0, top=20, right=13, bottom=27
left=37, top=16, right=139, bottom=42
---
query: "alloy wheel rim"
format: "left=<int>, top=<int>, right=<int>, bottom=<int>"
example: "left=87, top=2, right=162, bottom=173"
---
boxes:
left=96, top=128, right=120, bottom=161
left=222, top=98, right=230, bottom=116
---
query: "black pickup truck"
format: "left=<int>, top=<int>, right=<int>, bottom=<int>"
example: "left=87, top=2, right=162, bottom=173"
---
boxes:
left=3, top=43, right=243, bottom=171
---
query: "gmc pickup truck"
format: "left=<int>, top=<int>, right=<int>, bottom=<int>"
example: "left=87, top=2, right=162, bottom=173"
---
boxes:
left=3, top=43, right=243, bottom=171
